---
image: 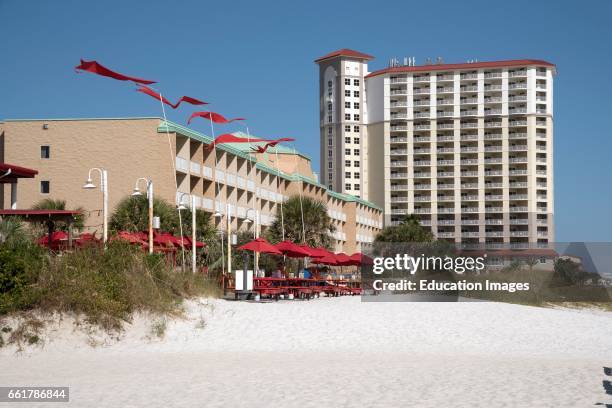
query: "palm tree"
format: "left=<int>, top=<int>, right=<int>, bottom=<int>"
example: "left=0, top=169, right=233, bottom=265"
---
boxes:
left=267, top=195, right=335, bottom=249
left=374, top=214, right=433, bottom=243
left=110, top=195, right=216, bottom=241
left=32, top=198, right=85, bottom=231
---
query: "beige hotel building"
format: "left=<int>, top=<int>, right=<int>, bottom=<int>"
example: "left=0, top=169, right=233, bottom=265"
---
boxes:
left=317, top=49, right=555, bottom=248
left=0, top=118, right=382, bottom=253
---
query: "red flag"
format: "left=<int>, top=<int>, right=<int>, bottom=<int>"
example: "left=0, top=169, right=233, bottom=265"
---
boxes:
left=206, top=134, right=268, bottom=150
left=75, top=59, right=156, bottom=84
left=137, top=85, right=208, bottom=109
left=188, top=111, right=246, bottom=124
left=250, top=137, right=296, bottom=153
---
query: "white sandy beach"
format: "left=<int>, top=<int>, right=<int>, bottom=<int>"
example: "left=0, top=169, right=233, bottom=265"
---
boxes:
left=1, top=297, right=611, bottom=407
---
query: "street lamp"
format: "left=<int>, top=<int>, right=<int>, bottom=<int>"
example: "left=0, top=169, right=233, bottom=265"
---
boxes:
left=83, top=167, right=108, bottom=244
left=244, top=207, right=259, bottom=274
left=132, top=178, right=154, bottom=254
left=177, top=192, right=197, bottom=274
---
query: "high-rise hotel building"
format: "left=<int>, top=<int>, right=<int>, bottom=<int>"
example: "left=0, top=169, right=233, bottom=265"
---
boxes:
left=317, top=49, right=555, bottom=247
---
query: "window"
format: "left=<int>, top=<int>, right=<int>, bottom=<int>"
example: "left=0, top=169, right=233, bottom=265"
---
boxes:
left=40, top=145, right=50, bottom=159
left=354, top=90, right=360, bottom=97
left=344, top=125, right=351, bottom=132
left=345, top=78, right=351, bottom=85
left=345, top=183, right=351, bottom=190
left=345, top=90, right=351, bottom=97
left=328, top=162, right=333, bottom=169
left=354, top=114, right=360, bottom=121
left=354, top=102, right=360, bottom=109
left=345, top=102, right=351, bottom=109
left=353, top=137, right=360, bottom=144
left=354, top=160, right=360, bottom=167
left=345, top=137, right=351, bottom=144
left=354, top=126, right=360, bottom=132
left=345, top=160, right=351, bottom=167
left=328, top=138, right=333, bottom=146
left=327, top=115, right=332, bottom=123
left=327, top=103, right=332, bottom=112
left=327, top=80, right=332, bottom=88
left=354, top=183, right=360, bottom=190
left=345, top=114, right=351, bottom=120
left=354, top=172, right=360, bottom=179
left=345, top=172, right=351, bottom=179
left=328, top=149, right=332, bottom=157
left=354, top=79, right=360, bottom=86
left=345, top=149, right=351, bottom=155
left=40, top=181, right=50, bottom=194
left=328, top=184, right=333, bottom=189
left=353, top=149, right=360, bottom=155
left=327, top=127, right=332, bottom=135
left=328, top=172, right=333, bottom=180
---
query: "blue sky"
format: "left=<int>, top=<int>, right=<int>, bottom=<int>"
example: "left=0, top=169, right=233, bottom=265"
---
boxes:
left=1, top=0, right=611, bottom=241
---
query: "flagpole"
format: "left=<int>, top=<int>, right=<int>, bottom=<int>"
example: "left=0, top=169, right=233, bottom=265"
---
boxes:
left=209, top=117, right=226, bottom=277
left=273, top=147, right=285, bottom=242
left=159, top=90, right=185, bottom=271
left=291, top=144, right=306, bottom=243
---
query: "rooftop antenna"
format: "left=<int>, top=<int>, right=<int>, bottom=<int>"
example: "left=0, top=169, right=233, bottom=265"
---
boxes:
left=436, top=57, right=444, bottom=64
left=425, top=57, right=432, bottom=65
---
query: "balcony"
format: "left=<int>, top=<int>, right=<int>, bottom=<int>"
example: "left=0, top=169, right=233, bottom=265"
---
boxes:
left=175, top=156, right=189, bottom=172
left=437, top=74, right=454, bottom=81
left=461, top=171, right=479, bottom=177
left=414, top=100, right=430, bottom=106
left=509, top=83, right=527, bottom=90
left=390, top=149, right=408, bottom=155
left=460, top=147, right=477, bottom=152
left=391, top=126, right=409, bottom=131
left=414, top=88, right=431, bottom=94
left=509, top=95, right=527, bottom=102
left=414, top=208, right=431, bottom=214
left=510, top=231, right=529, bottom=237
left=509, top=133, right=527, bottom=139
left=460, top=110, right=478, bottom=117
left=484, top=109, right=502, bottom=116
left=462, top=219, right=480, bottom=225
left=437, top=147, right=454, bottom=153
left=438, top=219, right=455, bottom=225
left=437, top=99, right=454, bottom=105
left=460, top=122, right=478, bottom=129
left=509, top=120, right=527, bottom=127
left=390, top=209, right=408, bottom=215
left=438, top=208, right=455, bottom=214
left=391, top=161, right=408, bottom=167
left=390, top=77, right=408, bottom=84
left=190, top=161, right=201, bottom=175
left=509, top=144, right=528, bottom=151
left=484, top=146, right=502, bottom=152
left=414, top=160, right=431, bottom=166
left=437, top=124, right=454, bottom=130
left=462, top=207, right=479, bottom=213
left=486, top=231, right=504, bottom=237
left=460, top=73, right=478, bottom=80
left=462, top=232, right=480, bottom=238
left=414, top=112, right=430, bottom=119
left=414, top=196, right=431, bottom=202
left=485, top=207, right=503, bottom=213
left=437, top=160, right=454, bottom=166
left=486, top=219, right=504, bottom=225
left=510, top=219, right=529, bottom=225
left=414, top=136, right=430, bottom=142
left=437, top=171, right=454, bottom=177
left=509, top=70, right=527, bottom=78
left=437, top=87, right=454, bottom=93
left=390, top=101, right=409, bottom=107
left=510, top=206, right=529, bottom=212
left=438, top=196, right=454, bottom=201
left=414, top=124, right=431, bottom=131
left=390, top=173, right=408, bottom=179
left=413, top=76, right=431, bottom=83
left=414, top=173, right=432, bottom=178
left=390, top=184, right=408, bottom=190
left=484, top=84, right=502, bottom=91
left=461, top=98, right=478, bottom=104
left=391, top=137, right=408, bottom=143
left=438, top=183, right=455, bottom=189
left=509, top=170, right=528, bottom=175
left=460, top=85, right=478, bottom=92
left=414, top=148, right=431, bottom=154
left=509, top=157, right=527, bottom=163
left=484, top=122, right=502, bottom=128
left=484, top=170, right=502, bottom=176
left=509, top=182, right=528, bottom=188
left=414, top=184, right=431, bottom=190
left=391, top=113, right=409, bottom=119
left=437, top=232, right=455, bottom=238
left=461, top=158, right=478, bottom=165
left=390, top=89, right=408, bottom=96
left=484, top=96, right=502, bottom=103
left=484, top=158, right=502, bottom=164
left=460, top=134, right=478, bottom=141
left=509, top=108, right=527, bottom=115
left=437, top=111, right=454, bottom=118
left=485, top=182, right=503, bottom=188
left=391, top=197, right=409, bottom=203
left=203, top=166, right=213, bottom=178
left=461, top=182, right=478, bottom=188
left=461, top=195, right=479, bottom=201
left=484, top=72, right=502, bottom=79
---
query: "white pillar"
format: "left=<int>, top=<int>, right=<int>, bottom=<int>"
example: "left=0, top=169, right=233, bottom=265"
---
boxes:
left=191, top=195, right=196, bottom=274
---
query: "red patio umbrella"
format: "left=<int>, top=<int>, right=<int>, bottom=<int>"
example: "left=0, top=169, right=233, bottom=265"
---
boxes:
left=181, top=236, right=205, bottom=249
left=311, top=252, right=338, bottom=265
left=334, top=252, right=352, bottom=266
left=238, top=237, right=282, bottom=254
left=112, top=231, right=146, bottom=245
left=37, top=231, right=68, bottom=247
left=275, top=240, right=311, bottom=258
left=348, top=252, right=374, bottom=266
left=306, top=246, right=332, bottom=258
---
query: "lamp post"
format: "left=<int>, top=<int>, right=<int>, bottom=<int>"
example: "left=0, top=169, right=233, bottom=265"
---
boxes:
left=132, top=178, right=154, bottom=254
left=177, top=192, right=197, bottom=273
left=244, top=207, right=258, bottom=275
left=83, top=168, right=108, bottom=244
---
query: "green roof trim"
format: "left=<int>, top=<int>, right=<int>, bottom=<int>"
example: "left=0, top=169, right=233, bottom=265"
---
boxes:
left=156, top=119, right=382, bottom=211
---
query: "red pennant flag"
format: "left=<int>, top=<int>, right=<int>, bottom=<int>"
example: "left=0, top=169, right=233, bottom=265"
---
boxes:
left=250, top=137, right=296, bottom=153
left=206, top=134, right=268, bottom=150
left=136, top=85, right=208, bottom=109
left=75, top=59, right=156, bottom=84
left=188, top=111, right=246, bottom=125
